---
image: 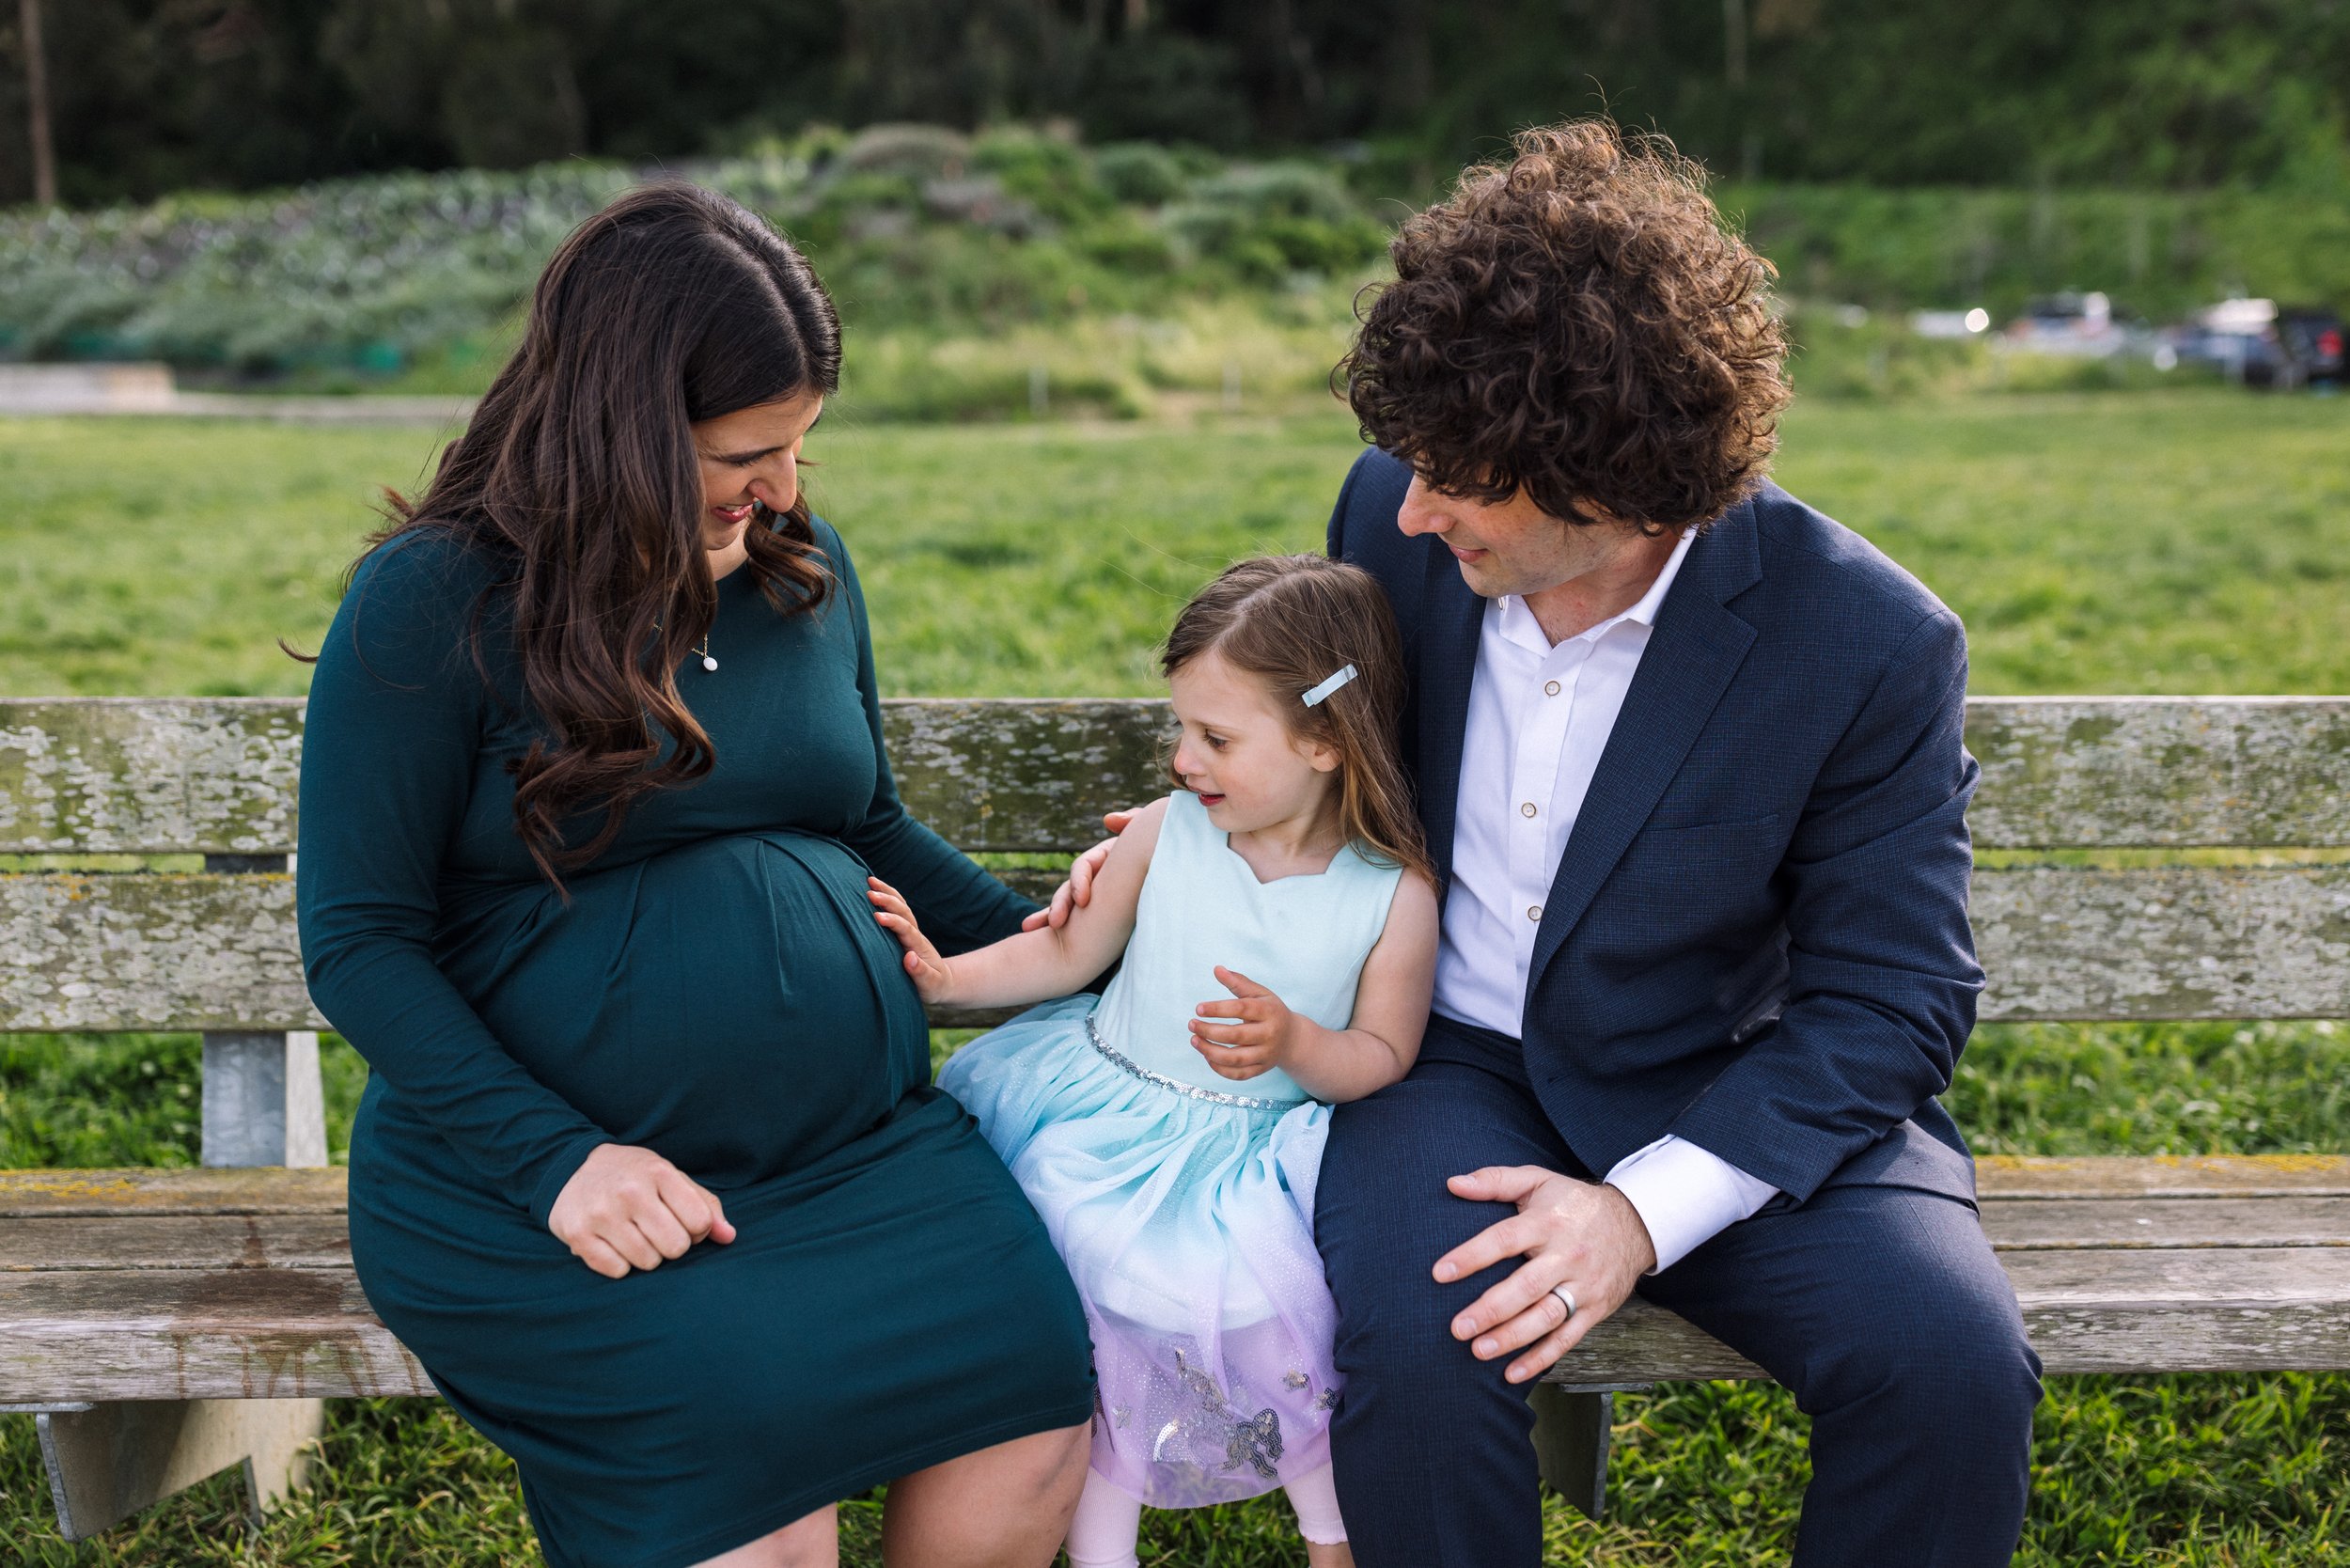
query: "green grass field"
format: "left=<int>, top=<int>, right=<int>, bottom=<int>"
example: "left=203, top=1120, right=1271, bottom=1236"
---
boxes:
left=5, top=389, right=2350, bottom=700
left=4, top=388, right=2349, bottom=1563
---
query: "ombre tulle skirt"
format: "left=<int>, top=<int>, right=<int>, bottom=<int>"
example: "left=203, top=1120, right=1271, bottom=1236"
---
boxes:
left=934, top=996, right=1340, bottom=1508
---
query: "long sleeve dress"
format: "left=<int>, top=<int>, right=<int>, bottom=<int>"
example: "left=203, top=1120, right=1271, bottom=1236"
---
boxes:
left=296, top=518, right=1095, bottom=1568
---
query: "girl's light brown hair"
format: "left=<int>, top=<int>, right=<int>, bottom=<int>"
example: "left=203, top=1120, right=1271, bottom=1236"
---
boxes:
left=1162, top=556, right=1434, bottom=887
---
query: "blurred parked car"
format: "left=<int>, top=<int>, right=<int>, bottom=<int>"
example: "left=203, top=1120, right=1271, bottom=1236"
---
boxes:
left=2004, top=291, right=2130, bottom=356
left=2164, top=299, right=2345, bottom=387
left=2280, top=308, right=2345, bottom=386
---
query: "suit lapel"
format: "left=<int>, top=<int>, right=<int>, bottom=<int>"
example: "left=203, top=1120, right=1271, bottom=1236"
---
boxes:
left=1525, top=504, right=1763, bottom=993
left=1414, top=542, right=1485, bottom=883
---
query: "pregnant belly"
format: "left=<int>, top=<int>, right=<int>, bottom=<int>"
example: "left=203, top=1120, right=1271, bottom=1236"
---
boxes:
left=455, top=832, right=930, bottom=1189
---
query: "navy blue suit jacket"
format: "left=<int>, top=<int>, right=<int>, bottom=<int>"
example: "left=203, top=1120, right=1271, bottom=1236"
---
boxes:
left=1328, top=448, right=1983, bottom=1205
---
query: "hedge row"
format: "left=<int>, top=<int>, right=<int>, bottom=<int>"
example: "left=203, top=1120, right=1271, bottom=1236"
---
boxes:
left=6, top=127, right=2345, bottom=380
left=0, top=126, right=1384, bottom=374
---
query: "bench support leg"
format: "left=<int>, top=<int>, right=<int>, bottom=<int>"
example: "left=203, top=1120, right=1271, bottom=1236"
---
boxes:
left=33, top=1398, right=325, bottom=1541
left=1530, top=1383, right=1643, bottom=1520
left=200, top=1030, right=326, bottom=1168
left=197, top=852, right=327, bottom=1172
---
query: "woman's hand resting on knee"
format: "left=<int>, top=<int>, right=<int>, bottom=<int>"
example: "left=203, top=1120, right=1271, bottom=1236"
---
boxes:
left=549, top=1144, right=736, bottom=1278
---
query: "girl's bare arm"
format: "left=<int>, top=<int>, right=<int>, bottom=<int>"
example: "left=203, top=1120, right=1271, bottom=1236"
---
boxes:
left=871, top=795, right=1170, bottom=1010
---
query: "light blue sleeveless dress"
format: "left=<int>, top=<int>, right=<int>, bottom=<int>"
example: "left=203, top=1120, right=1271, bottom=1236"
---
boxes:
left=937, top=790, right=1404, bottom=1508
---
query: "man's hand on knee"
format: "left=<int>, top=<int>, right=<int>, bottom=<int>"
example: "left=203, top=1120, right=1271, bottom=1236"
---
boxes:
left=1434, top=1166, right=1657, bottom=1385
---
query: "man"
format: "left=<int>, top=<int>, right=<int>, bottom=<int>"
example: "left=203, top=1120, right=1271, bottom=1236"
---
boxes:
left=1305, top=120, right=2040, bottom=1565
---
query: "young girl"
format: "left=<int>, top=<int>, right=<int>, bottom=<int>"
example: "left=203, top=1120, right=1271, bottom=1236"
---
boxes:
left=868, top=555, right=1440, bottom=1568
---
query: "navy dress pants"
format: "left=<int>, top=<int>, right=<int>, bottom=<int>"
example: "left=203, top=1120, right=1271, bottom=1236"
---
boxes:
left=1316, top=1019, right=2042, bottom=1567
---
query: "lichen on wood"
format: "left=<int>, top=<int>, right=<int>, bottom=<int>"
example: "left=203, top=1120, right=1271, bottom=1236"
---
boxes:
left=1966, top=697, right=2350, bottom=849
left=13, top=861, right=2346, bottom=1032
left=0, top=871, right=319, bottom=1032
left=0, top=699, right=304, bottom=855
left=0, top=1168, right=348, bottom=1218
left=880, top=698, right=1173, bottom=852
left=8, top=695, right=2349, bottom=855
left=1973, top=862, right=2350, bottom=1020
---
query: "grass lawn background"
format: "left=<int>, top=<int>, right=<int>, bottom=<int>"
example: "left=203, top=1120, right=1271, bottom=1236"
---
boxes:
left=3, top=387, right=2348, bottom=1563
left=6, top=390, right=2350, bottom=700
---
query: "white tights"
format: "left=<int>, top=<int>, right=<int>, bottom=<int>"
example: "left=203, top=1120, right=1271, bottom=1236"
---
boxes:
left=1063, top=1464, right=1347, bottom=1568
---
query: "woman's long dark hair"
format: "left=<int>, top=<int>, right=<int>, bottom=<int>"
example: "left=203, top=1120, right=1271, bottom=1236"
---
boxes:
left=367, top=182, right=842, bottom=886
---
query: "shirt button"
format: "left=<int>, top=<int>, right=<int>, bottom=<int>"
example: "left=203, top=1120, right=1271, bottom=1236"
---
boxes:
left=1544, top=680, right=1561, bottom=697
left=1521, top=802, right=1538, bottom=818
left=1528, top=905, right=1543, bottom=922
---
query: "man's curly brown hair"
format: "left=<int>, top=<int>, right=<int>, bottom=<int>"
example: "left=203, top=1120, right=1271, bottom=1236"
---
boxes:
left=1340, top=120, right=1790, bottom=535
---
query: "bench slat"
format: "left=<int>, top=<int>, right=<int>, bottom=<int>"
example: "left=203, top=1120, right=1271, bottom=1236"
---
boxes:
left=0, top=1215, right=354, bottom=1272
left=1979, top=1196, right=2350, bottom=1249
left=8, top=1244, right=2343, bottom=1402
left=884, top=699, right=1171, bottom=854
left=1964, top=697, right=2350, bottom=849
left=1975, top=1153, right=2350, bottom=1198
left=10, top=1157, right=2340, bottom=1215
left=1562, top=1247, right=2350, bottom=1385
left=9, top=697, right=2350, bottom=856
left=0, top=871, right=311, bottom=1032
left=0, top=1168, right=349, bottom=1218
left=12, top=863, right=2346, bottom=1032
left=3, top=1165, right=2343, bottom=1400
left=1970, top=863, right=2350, bottom=1021
left=0, top=1270, right=431, bottom=1403
left=0, top=698, right=303, bottom=856
left=8, top=1197, right=2338, bottom=1275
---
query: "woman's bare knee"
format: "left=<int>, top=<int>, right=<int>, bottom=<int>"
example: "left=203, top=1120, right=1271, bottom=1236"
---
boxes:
left=884, top=1422, right=1091, bottom=1567
left=692, top=1502, right=839, bottom=1568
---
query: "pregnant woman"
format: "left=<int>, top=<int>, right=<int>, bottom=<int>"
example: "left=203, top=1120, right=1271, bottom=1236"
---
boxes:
left=296, top=184, right=1095, bottom=1568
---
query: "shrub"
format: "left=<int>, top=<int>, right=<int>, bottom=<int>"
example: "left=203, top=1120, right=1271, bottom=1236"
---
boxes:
left=971, top=127, right=1109, bottom=225
left=1094, top=143, right=1186, bottom=206
left=1162, top=162, right=1387, bottom=280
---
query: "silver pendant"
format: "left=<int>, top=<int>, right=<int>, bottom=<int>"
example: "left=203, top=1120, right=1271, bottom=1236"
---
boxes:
left=701, top=654, right=718, bottom=672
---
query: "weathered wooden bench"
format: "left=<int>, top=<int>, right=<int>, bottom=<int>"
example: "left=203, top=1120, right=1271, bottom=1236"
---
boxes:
left=6, top=696, right=2349, bottom=1537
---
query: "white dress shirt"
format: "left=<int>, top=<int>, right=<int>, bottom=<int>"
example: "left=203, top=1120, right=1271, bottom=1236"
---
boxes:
left=1433, top=527, right=1778, bottom=1271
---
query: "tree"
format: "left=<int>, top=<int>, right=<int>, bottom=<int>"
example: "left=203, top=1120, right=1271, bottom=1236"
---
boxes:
left=17, top=0, right=52, bottom=204
left=321, top=0, right=590, bottom=171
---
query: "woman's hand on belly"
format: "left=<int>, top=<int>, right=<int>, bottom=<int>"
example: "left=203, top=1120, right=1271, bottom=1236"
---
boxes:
left=548, top=1144, right=738, bottom=1278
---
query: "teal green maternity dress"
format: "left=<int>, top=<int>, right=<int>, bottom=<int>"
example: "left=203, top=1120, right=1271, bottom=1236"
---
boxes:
left=295, top=521, right=1095, bottom=1568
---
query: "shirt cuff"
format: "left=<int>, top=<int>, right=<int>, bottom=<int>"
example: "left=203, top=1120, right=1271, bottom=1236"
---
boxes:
left=1604, top=1135, right=1778, bottom=1274
left=525, top=1133, right=619, bottom=1231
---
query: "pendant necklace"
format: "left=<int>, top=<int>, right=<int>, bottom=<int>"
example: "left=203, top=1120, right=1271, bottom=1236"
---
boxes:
left=654, top=616, right=717, bottom=673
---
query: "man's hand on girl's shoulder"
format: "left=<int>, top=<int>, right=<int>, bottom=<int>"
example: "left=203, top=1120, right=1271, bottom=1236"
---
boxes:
left=1021, top=808, right=1136, bottom=932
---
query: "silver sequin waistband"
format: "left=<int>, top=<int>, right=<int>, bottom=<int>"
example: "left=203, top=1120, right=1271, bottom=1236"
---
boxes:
left=1084, top=1011, right=1295, bottom=1112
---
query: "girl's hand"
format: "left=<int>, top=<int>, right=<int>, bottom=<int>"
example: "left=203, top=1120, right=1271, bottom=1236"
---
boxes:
left=548, top=1143, right=735, bottom=1279
left=869, top=876, right=955, bottom=1001
left=1188, top=966, right=1301, bottom=1081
